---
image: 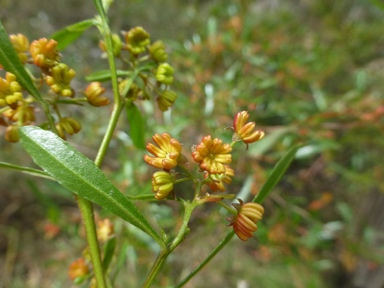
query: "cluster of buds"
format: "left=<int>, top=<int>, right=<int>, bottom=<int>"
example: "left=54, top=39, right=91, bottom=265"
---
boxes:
left=30, top=38, right=61, bottom=68
left=9, top=34, right=29, bottom=64
left=0, top=32, right=112, bottom=142
left=98, top=26, right=177, bottom=112
left=45, top=63, right=76, bottom=97
left=0, top=71, right=35, bottom=142
left=1, top=104, right=36, bottom=142
left=0, top=72, right=23, bottom=108
left=144, top=111, right=265, bottom=241
left=55, top=117, right=81, bottom=140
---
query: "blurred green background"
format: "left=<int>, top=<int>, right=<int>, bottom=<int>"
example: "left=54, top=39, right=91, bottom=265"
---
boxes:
left=1, top=0, right=384, bottom=287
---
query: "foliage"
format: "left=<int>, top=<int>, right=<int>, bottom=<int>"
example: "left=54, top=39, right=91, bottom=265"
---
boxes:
left=1, top=0, right=384, bottom=287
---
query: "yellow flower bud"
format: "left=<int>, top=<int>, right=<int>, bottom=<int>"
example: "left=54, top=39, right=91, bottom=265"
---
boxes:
left=157, top=90, right=177, bottom=111
left=144, top=133, right=182, bottom=170
left=149, top=40, right=167, bottom=63
left=227, top=199, right=264, bottom=241
left=84, top=82, right=110, bottom=107
left=3, top=104, right=35, bottom=124
left=5, top=125, right=20, bottom=142
left=152, top=171, right=175, bottom=200
left=56, top=117, right=81, bottom=139
left=232, top=111, right=265, bottom=148
left=156, top=63, right=174, bottom=85
left=124, top=27, right=150, bottom=55
left=0, top=73, right=23, bottom=108
left=30, top=38, right=60, bottom=68
left=9, top=34, right=29, bottom=64
left=46, top=64, right=76, bottom=97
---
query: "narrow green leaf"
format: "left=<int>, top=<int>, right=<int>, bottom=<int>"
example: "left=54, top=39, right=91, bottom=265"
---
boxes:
left=85, top=70, right=131, bottom=82
left=19, top=126, right=163, bottom=247
left=0, top=161, right=52, bottom=180
left=0, top=21, right=45, bottom=104
left=126, top=103, right=146, bottom=150
left=51, top=19, right=95, bottom=50
left=102, top=237, right=116, bottom=272
left=253, top=144, right=301, bottom=204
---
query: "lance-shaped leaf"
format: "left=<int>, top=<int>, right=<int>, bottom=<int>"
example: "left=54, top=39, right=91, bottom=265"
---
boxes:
left=253, top=143, right=301, bottom=204
left=19, top=126, right=164, bottom=247
left=51, top=19, right=95, bottom=50
left=0, top=20, right=45, bottom=104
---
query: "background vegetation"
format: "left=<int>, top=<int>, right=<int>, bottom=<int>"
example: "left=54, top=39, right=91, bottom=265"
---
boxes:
left=1, top=0, right=384, bottom=287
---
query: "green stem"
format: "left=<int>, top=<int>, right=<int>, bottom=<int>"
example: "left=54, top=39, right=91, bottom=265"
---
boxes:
left=0, top=161, right=52, bottom=180
left=141, top=249, right=170, bottom=288
left=93, top=0, right=124, bottom=168
left=175, top=231, right=235, bottom=288
left=170, top=201, right=197, bottom=251
left=76, top=196, right=106, bottom=288
left=217, top=201, right=237, bottom=215
left=72, top=2, right=125, bottom=288
left=141, top=200, right=197, bottom=287
left=126, top=194, right=156, bottom=201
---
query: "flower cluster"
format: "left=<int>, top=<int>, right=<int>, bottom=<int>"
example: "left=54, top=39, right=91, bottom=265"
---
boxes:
left=144, top=133, right=183, bottom=170
left=30, top=38, right=60, bottom=68
left=0, top=72, right=23, bottom=108
left=144, top=111, right=265, bottom=240
left=9, top=34, right=29, bottom=64
left=98, top=26, right=178, bottom=112
left=45, top=63, right=76, bottom=97
left=0, top=33, right=112, bottom=142
left=55, top=117, right=81, bottom=140
left=192, top=135, right=232, bottom=174
left=232, top=111, right=265, bottom=148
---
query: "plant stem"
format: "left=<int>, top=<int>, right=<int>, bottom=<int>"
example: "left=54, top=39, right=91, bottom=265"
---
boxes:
left=73, top=2, right=125, bottom=287
left=76, top=196, right=106, bottom=288
left=170, top=201, right=197, bottom=251
left=0, top=161, right=52, bottom=180
left=175, top=231, right=235, bottom=288
left=217, top=201, right=237, bottom=215
left=141, top=249, right=170, bottom=288
left=141, top=200, right=197, bottom=287
left=126, top=194, right=156, bottom=201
